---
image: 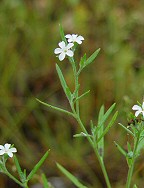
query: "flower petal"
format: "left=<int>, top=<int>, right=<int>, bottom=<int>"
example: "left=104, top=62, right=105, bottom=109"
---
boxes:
left=4, top=143, right=11, bottom=150
left=65, top=34, right=71, bottom=39
left=77, top=35, right=84, bottom=41
left=54, top=48, right=62, bottom=54
left=67, top=43, right=74, bottom=49
left=142, top=102, right=144, bottom=109
left=59, top=52, right=65, bottom=61
left=7, top=152, right=13, bottom=158
left=76, top=39, right=82, bottom=44
left=0, top=150, right=5, bottom=155
left=132, top=105, right=142, bottom=111
left=72, top=34, right=78, bottom=38
left=9, top=148, right=17, bottom=153
left=58, top=41, right=65, bottom=48
left=0, top=145, right=4, bottom=150
left=135, top=111, right=141, bottom=117
left=66, top=50, right=74, bottom=57
left=67, top=38, right=73, bottom=43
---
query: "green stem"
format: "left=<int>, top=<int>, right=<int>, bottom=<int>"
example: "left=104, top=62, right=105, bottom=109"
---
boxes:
left=93, top=143, right=111, bottom=188
left=71, top=61, right=80, bottom=116
left=4, top=170, right=25, bottom=187
left=75, top=115, right=111, bottom=188
left=70, top=58, right=111, bottom=188
left=126, top=133, right=140, bottom=188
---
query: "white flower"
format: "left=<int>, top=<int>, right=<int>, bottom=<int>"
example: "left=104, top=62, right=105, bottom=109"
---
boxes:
left=132, top=102, right=144, bottom=117
left=65, top=34, right=84, bottom=44
left=0, top=143, right=17, bottom=158
left=54, top=41, right=74, bottom=61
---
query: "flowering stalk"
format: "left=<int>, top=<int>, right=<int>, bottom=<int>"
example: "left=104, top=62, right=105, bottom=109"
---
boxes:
left=38, top=25, right=118, bottom=188
left=0, top=144, right=49, bottom=188
left=70, top=58, right=112, bottom=188
left=118, top=102, right=144, bottom=188
left=126, top=132, right=140, bottom=188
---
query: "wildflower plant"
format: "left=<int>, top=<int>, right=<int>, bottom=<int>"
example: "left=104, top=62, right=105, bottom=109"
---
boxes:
left=117, top=101, right=144, bottom=188
left=0, top=143, right=49, bottom=188
left=37, top=25, right=118, bottom=188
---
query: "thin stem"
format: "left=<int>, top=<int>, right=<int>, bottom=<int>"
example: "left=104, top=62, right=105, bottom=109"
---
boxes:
left=70, top=58, right=111, bottom=188
left=4, top=170, right=24, bottom=187
left=75, top=115, right=111, bottom=188
left=71, top=61, right=80, bottom=116
left=126, top=133, right=140, bottom=188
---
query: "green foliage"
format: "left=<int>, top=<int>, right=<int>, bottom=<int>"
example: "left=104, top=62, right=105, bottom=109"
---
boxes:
left=56, top=163, right=88, bottom=188
left=0, top=0, right=144, bottom=187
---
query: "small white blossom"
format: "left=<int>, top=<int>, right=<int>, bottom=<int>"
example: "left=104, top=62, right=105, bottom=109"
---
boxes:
left=132, top=102, right=144, bottom=117
left=54, top=41, right=74, bottom=61
left=0, top=143, right=17, bottom=158
left=65, top=34, right=84, bottom=44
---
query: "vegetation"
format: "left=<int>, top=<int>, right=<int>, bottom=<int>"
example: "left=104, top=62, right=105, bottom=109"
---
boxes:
left=0, top=0, right=143, bottom=187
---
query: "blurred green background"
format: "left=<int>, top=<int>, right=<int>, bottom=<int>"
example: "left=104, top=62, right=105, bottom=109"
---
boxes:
left=0, top=0, right=144, bottom=187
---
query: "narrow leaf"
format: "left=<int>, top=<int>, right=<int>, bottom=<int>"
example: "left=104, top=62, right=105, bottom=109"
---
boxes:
left=56, top=64, right=72, bottom=102
left=36, top=98, right=74, bottom=117
left=57, top=163, right=87, bottom=188
left=84, top=48, right=100, bottom=68
left=101, top=103, right=116, bottom=125
left=27, top=150, right=49, bottom=181
left=118, top=123, right=134, bottom=137
left=14, top=155, right=25, bottom=183
left=114, top=141, right=127, bottom=157
left=74, top=90, right=90, bottom=102
left=97, top=105, right=104, bottom=158
left=59, top=24, right=74, bottom=63
left=59, top=24, right=67, bottom=43
left=97, top=111, right=118, bottom=143
left=127, top=142, right=132, bottom=153
left=80, top=54, right=87, bottom=68
left=42, top=173, right=51, bottom=188
left=73, top=132, right=92, bottom=138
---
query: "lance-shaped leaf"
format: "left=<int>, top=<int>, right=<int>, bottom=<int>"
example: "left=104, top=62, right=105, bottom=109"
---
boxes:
left=59, top=24, right=67, bottom=44
left=100, top=103, right=116, bottom=125
left=73, top=132, right=92, bottom=138
left=74, top=90, right=90, bottom=103
left=97, top=105, right=105, bottom=158
left=42, top=173, right=52, bottom=188
left=84, top=48, right=100, bottom=67
left=36, top=98, right=74, bottom=117
left=114, top=141, right=127, bottom=157
left=56, top=64, right=72, bottom=102
left=118, top=123, right=134, bottom=137
left=59, top=24, right=74, bottom=63
left=78, top=49, right=100, bottom=74
left=80, top=54, right=87, bottom=68
left=27, top=150, right=49, bottom=181
left=97, top=111, right=118, bottom=143
left=56, top=163, right=87, bottom=188
left=14, top=155, right=26, bottom=183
